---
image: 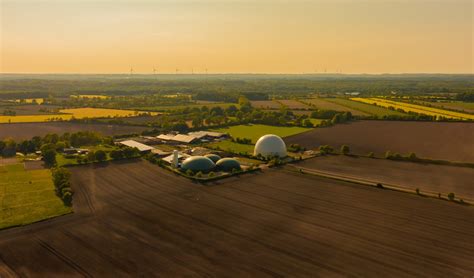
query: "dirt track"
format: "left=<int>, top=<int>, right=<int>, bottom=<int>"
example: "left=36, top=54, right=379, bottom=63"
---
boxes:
left=296, top=155, right=474, bottom=200
left=285, top=120, right=474, bottom=162
left=0, top=160, right=473, bottom=277
left=0, top=122, right=150, bottom=140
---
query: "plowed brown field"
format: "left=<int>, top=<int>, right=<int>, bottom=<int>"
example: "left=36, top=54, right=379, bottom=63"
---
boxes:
left=0, top=122, right=150, bottom=140
left=285, top=120, right=474, bottom=162
left=0, top=160, right=473, bottom=277
left=303, top=98, right=368, bottom=116
left=296, top=155, right=474, bottom=201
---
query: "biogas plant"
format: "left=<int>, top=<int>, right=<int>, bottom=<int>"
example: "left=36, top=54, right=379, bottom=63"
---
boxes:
left=149, top=134, right=290, bottom=180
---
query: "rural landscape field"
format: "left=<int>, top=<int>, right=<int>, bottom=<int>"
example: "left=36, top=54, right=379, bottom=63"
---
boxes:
left=1, top=0, right=473, bottom=277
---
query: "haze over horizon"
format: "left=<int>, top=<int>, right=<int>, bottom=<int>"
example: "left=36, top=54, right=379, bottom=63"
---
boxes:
left=1, top=0, right=473, bottom=74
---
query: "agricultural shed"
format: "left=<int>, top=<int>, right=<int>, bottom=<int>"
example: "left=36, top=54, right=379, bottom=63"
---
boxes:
left=118, top=140, right=155, bottom=152
left=162, top=152, right=189, bottom=165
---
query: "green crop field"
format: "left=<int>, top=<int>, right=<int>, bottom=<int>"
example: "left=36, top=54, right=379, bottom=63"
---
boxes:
left=207, top=140, right=254, bottom=154
left=0, top=163, right=72, bottom=230
left=133, top=103, right=239, bottom=112
left=325, top=98, right=407, bottom=117
left=212, top=124, right=311, bottom=143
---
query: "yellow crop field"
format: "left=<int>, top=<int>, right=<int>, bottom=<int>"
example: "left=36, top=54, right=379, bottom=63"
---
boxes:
left=14, top=98, right=44, bottom=104
left=70, top=95, right=110, bottom=99
left=351, top=98, right=474, bottom=120
left=0, top=108, right=158, bottom=123
left=0, top=114, right=72, bottom=123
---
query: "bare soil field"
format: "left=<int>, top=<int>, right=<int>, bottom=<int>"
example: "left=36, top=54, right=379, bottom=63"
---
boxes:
left=0, top=122, right=150, bottom=140
left=278, top=99, right=311, bottom=109
left=285, top=120, right=474, bottom=162
left=250, top=100, right=282, bottom=109
left=303, top=98, right=368, bottom=116
left=0, top=160, right=473, bottom=277
left=297, top=155, right=474, bottom=200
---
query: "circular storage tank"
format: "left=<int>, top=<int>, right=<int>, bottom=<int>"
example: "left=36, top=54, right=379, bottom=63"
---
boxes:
left=205, top=153, right=221, bottom=163
left=181, top=156, right=215, bottom=172
left=216, top=158, right=241, bottom=171
left=254, top=134, right=287, bottom=158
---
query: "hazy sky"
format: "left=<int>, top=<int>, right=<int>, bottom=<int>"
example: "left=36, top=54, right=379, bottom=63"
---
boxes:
left=1, top=0, right=472, bottom=74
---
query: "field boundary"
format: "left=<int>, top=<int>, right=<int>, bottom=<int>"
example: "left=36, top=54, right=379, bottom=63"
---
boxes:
left=286, top=164, right=473, bottom=205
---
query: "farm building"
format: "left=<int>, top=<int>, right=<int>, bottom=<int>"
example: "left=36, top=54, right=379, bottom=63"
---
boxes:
left=63, top=147, right=89, bottom=155
left=181, top=156, right=216, bottom=172
left=157, top=133, right=198, bottom=144
left=254, top=134, right=287, bottom=158
left=188, top=131, right=227, bottom=141
left=118, top=140, right=155, bottom=153
left=162, top=152, right=190, bottom=165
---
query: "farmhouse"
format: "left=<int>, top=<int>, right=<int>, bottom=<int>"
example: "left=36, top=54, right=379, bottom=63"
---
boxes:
left=118, top=140, right=155, bottom=153
left=157, top=131, right=227, bottom=145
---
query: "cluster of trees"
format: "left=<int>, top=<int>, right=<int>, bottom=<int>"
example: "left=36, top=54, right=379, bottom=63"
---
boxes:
left=2, top=75, right=472, bottom=99
left=0, top=131, right=113, bottom=158
left=456, top=92, right=474, bottom=102
left=108, top=147, right=140, bottom=160
left=287, top=143, right=305, bottom=152
left=52, top=167, right=73, bottom=206
left=231, top=137, right=252, bottom=144
left=2, top=109, right=16, bottom=116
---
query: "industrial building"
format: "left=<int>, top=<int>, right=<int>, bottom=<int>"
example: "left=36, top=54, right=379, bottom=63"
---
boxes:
left=181, top=156, right=216, bottom=172
left=254, top=134, right=287, bottom=158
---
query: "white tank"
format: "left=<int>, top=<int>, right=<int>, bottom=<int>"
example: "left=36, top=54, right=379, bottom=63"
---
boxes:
left=172, top=150, right=179, bottom=167
left=254, top=134, right=287, bottom=158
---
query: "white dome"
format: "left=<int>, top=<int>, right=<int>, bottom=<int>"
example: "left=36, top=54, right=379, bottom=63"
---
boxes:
left=254, top=134, right=287, bottom=158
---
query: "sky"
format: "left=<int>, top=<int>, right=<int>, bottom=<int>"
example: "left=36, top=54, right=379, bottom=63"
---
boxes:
left=1, top=0, right=472, bottom=74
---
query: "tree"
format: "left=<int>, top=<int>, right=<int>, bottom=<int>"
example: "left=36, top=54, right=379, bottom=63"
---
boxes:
left=303, top=119, right=313, bottom=127
left=110, top=149, right=124, bottom=160
left=52, top=167, right=73, bottom=206
left=87, top=151, right=96, bottom=162
left=43, top=149, right=57, bottom=167
left=448, top=192, right=455, bottom=201
left=94, top=150, right=107, bottom=162
left=340, top=145, right=350, bottom=155
left=2, top=138, right=16, bottom=157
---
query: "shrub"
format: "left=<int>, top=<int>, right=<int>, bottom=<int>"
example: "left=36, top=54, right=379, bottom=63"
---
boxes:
left=319, top=145, right=334, bottom=155
left=110, top=149, right=124, bottom=160
left=415, top=188, right=420, bottom=195
left=408, top=152, right=417, bottom=160
left=186, top=169, right=194, bottom=176
left=385, top=151, right=392, bottom=159
left=208, top=171, right=215, bottom=177
left=340, top=145, right=350, bottom=155
left=87, top=151, right=96, bottom=162
left=94, top=150, right=107, bottom=162
left=448, top=192, right=455, bottom=201
left=368, top=152, right=375, bottom=158
left=196, top=171, right=203, bottom=178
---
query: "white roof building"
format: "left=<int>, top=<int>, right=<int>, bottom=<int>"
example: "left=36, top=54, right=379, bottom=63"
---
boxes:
left=119, top=140, right=155, bottom=152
